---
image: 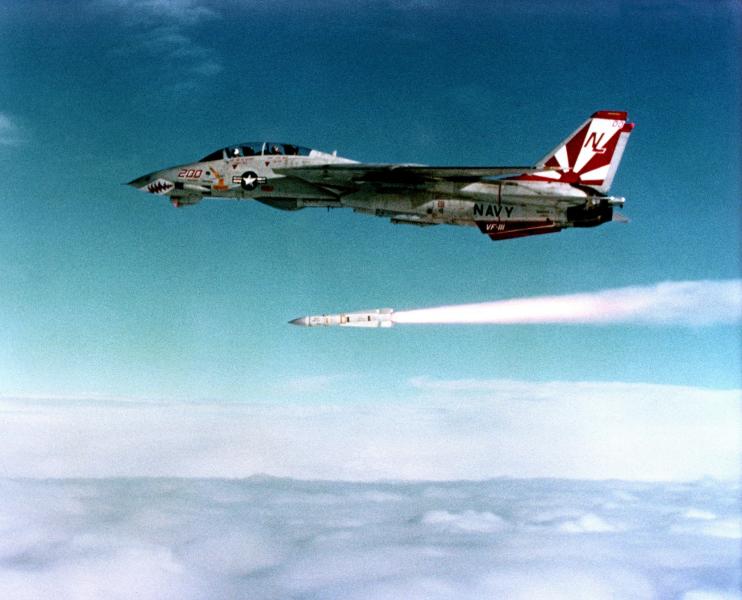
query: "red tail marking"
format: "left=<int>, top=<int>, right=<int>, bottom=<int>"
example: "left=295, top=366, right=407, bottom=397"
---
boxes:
left=565, top=122, right=591, bottom=168
left=584, top=132, right=606, bottom=153
left=577, top=128, right=623, bottom=176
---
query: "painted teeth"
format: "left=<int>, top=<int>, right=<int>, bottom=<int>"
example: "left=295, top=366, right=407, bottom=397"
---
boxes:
left=146, top=180, right=174, bottom=194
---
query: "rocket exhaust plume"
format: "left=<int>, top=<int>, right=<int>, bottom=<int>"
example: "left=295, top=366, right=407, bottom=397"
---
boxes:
left=289, top=281, right=741, bottom=328
left=391, top=280, right=742, bottom=327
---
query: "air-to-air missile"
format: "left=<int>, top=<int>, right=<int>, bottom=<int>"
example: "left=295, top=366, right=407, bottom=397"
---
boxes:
left=289, top=308, right=394, bottom=328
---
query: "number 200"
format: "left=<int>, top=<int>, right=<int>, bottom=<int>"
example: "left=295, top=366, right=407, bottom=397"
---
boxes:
left=178, top=169, right=203, bottom=179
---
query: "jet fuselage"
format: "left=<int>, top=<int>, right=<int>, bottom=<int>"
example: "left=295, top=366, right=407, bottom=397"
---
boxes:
left=129, top=111, right=633, bottom=242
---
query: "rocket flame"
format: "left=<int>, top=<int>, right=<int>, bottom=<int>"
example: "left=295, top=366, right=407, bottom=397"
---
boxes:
left=392, top=280, right=742, bottom=327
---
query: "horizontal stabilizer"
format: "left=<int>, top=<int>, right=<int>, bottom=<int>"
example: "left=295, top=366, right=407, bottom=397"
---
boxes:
left=476, top=220, right=562, bottom=241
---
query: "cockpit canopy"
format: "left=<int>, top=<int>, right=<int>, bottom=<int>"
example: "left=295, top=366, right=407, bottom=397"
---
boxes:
left=199, top=142, right=313, bottom=162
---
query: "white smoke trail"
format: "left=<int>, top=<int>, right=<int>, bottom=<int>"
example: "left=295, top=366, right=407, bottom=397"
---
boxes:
left=392, top=280, right=742, bottom=326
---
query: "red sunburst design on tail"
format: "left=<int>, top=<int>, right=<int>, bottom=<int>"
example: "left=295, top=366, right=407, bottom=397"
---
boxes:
left=513, top=110, right=634, bottom=193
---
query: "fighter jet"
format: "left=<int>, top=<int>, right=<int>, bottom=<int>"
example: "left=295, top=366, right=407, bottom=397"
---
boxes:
left=128, top=111, right=634, bottom=241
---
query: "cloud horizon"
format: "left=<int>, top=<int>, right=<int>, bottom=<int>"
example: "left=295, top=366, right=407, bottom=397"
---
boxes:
left=1, top=378, right=738, bottom=482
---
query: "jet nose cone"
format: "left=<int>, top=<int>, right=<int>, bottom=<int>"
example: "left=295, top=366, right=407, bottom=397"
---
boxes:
left=289, top=316, right=310, bottom=326
left=127, top=173, right=153, bottom=188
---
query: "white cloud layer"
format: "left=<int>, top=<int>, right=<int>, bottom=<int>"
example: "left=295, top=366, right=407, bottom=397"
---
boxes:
left=0, top=113, right=20, bottom=146
left=0, top=379, right=739, bottom=481
left=394, top=280, right=742, bottom=326
left=96, top=0, right=218, bottom=24
left=0, top=477, right=738, bottom=599
left=93, top=0, right=223, bottom=81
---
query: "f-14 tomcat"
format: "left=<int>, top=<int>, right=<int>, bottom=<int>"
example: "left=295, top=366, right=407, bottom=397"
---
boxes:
left=128, top=110, right=634, bottom=241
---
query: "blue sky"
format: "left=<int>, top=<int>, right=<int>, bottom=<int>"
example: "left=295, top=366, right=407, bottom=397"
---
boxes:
left=0, top=1, right=739, bottom=400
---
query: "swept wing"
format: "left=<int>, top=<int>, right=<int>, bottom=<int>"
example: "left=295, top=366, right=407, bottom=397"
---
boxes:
left=273, top=164, right=547, bottom=186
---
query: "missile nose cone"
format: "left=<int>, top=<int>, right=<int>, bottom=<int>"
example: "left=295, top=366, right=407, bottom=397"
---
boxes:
left=289, top=316, right=310, bottom=327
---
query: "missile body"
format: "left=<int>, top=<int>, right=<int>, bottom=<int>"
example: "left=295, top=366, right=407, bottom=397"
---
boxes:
left=290, top=308, right=394, bottom=328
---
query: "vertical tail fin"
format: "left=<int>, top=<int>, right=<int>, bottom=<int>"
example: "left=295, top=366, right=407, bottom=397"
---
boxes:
left=519, top=110, right=634, bottom=193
